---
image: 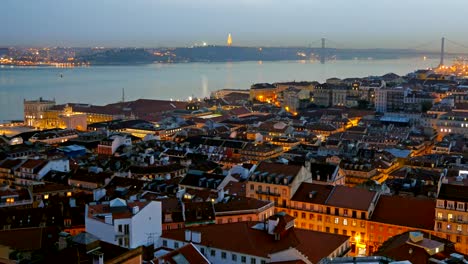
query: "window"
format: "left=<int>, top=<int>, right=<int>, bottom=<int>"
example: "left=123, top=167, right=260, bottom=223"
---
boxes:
left=118, top=225, right=123, bottom=233
left=343, top=230, right=347, bottom=235
left=447, top=201, right=455, bottom=210
left=352, top=211, right=357, bottom=218
left=200, top=247, right=205, bottom=255
left=448, top=213, right=453, bottom=222
left=343, top=219, right=348, bottom=226
left=301, top=212, right=306, bottom=219
left=258, top=186, right=262, bottom=192
left=326, top=227, right=330, bottom=233
left=447, top=224, right=452, bottom=230
left=334, top=217, right=339, bottom=224
left=352, top=220, right=357, bottom=227
left=456, top=236, right=462, bottom=243
left=293, top=211, right=298, bottom=217
left=221, top=252, right=226, bottom=259
left=457, top=225, right=462, bottom=232
left=251, top=258, right=257, bottom=264
left=335, top=208, right=339, bottom=215
left=309, top=213, right=314, bottom=220
left=317, top=215, right=322, bottom=222
left=343, top=209, right=348, bottom=216
left=210, top=249, right=216, bottom=257
left=325, top=216, right=331, bottom=223
left=457, top=202, right=465, bottom=211
left=334, top=228, right=339, bottom=234
left=360, top=221, right=366, bottom=228
left=388, top=227, right=393, bottom=234
left=261, top=260, right=266, bottom=264
left=361, top=212, right=366, bottom=219
left=370, top=224, right=374, bottom=230
left=241, top=256, right=247, bottom=263
left=250, top=184, right=254, bottom=190
left=162, top=240, right=167, bottom=247
left=232, top=254, right=237, bottom=261
left=174, top=242, right=179, bottom=249
left=437, top=212, right=443, bottom=220
left=437, top=222, right=442, bottom=229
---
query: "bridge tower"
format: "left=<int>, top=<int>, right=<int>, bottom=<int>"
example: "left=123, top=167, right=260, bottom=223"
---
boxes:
left=320, top=38, right=326, bottom=64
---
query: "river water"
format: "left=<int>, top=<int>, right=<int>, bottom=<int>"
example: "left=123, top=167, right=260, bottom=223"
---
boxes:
left=0, top=57, right=441, bottom=121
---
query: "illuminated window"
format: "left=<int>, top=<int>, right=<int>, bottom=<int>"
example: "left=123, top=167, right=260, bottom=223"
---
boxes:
left=44, top=194, right=49, bottom=200
left=343, top=219, right=348, bottom=226
left=334, top=217, right=339, bottom=224
left=437, top=212, right=443, bottom=220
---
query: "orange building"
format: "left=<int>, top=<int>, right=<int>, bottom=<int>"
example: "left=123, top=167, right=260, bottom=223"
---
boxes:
left=367, top=195, right=436, bottom=255
left=278, top=183, right=379, bottom=256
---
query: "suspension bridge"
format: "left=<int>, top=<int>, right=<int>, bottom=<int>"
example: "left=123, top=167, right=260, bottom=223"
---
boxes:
left=307, top=37, right=468, bottom=65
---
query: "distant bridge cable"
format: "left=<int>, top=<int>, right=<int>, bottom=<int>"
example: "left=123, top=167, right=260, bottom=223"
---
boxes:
left=404, top=39, right=439, bottom=51
left=324, top=39, right=348, bottom=49
left=445, top=38, right=468, bottom=52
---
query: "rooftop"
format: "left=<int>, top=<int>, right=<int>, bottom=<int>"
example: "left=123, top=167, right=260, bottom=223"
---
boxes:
left=162, top=221, right=349, bottom=263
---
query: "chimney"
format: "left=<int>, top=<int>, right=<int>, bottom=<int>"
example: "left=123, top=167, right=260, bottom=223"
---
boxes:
left=132, top=206, right=139, bottom=215
left=267, top=217, right=279, bottom=235
left=191, top=231, right=201, bottom=243
left=92, top=252, right=104, bottom=264
left=104, top=215, right=112, bottom=225
left=185, top=230, right=192, bottom=242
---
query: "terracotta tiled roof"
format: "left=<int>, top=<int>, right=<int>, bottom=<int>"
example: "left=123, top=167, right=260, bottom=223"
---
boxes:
left=0, top=159, right=24, bottom=170
left=438, top=183, right=468, bottom=203
left=20, top=159, right=48, bottom=170
left=161, top=222, right=348, bottom=263
left=87, top=200, right=150, bottom=222
left=0, top=227, right=48, bottom=251
left=371, top=195, right=435, bottom=230
left=32, top=183, right=73, bottom=194
left=254, top=162, right=302, bottom=179
left=291, top=183, right=334, bottom=204
left=325, top=185, right=377, bottom=211
left=214, top=196, right=272, bottom=214
left=158, top=243, right=209, bottom=264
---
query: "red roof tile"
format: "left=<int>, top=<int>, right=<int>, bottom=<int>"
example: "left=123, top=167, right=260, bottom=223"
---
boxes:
left=158, top=243, right=209, bottom=264
left=325, top=185, right=377, bottom=211
left=161, top=222, right=348, bottom=263
left=371, top=195, right=435, bottom=230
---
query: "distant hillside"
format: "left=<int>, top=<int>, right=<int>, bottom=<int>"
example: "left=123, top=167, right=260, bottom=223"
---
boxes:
left=77, top=46, right=439, bottom=65
left=78, top=48, right=156, bottom=65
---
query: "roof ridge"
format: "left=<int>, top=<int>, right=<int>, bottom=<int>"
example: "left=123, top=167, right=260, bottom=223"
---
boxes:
left=324, top=185, right=337, bottom=205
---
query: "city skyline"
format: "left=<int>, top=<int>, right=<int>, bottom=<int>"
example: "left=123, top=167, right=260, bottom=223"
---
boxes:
left=2, top=0, right=468, bottom=51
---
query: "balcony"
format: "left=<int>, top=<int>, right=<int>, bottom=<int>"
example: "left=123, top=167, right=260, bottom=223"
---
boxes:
left=256, top=190, right=281, bottom=197
left=0, top=199, right=33, bottom=208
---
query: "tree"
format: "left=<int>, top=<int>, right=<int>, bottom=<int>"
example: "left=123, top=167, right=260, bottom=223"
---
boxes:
left=421, top=101, right=433, bottom=113
left=357, top=100, right=369, bottom=109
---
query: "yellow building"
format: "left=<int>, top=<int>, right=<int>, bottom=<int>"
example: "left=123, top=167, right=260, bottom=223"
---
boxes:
left=435, top=174, right=468, bottom=254
left=24, top=99, right=115, bottom=130
left=246, top=162, right=312, bottom=208
left=277, top=183, right=379, bottom=256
